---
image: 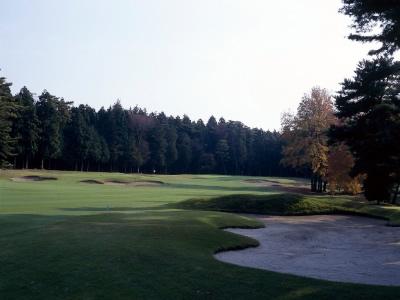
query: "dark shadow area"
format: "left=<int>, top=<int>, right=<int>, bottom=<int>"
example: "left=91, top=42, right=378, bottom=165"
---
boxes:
left=58, top=206, right=166, bottom=212
left=167, top=183, right=275, bottom=193
left=0, top=211, right=399, bottom=300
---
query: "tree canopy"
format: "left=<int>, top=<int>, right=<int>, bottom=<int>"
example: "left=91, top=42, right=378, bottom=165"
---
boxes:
left=331, top=57, right=400, bottom=202
left=281, top=87, right=336, bottom=192
left=341, top=0, right=400, bottom=54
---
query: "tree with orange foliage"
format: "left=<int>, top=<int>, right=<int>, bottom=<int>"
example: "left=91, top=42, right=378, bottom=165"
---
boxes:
left=281, top=87, right=336, bottom=193
left=327, top=143, right=362, bottom=195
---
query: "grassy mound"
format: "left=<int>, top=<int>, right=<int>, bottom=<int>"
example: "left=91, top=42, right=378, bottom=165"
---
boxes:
left=174, top=194, right=400, bottom=225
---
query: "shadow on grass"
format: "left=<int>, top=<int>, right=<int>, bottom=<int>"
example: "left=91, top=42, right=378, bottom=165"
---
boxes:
left=172, top=193, right=400, bottom=226
left=1, top=211, right=399, bottom=300
left=166, top=182, right=275, bottom=193
left=58, top=206, right=167, bottom=212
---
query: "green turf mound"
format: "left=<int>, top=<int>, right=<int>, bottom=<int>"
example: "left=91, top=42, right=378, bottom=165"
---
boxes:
left=173, top=194, right=339, bottom=215
left=173, top=194, right=400, bottom=225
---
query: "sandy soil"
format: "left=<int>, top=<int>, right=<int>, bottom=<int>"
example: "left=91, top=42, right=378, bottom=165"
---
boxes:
left=80, top=179, right=164, bottom=186
left=243, top=179, right=313, bottom=194
left=11, top=175, right=57, bottom=182
left=215, top=215, right=400, bottom=286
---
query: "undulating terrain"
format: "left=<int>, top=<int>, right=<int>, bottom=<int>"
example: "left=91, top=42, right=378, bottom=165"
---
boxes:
left=1, top=170, right=399, bottom=300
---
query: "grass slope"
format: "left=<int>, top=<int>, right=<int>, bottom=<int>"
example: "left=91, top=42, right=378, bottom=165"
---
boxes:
left=174, top=194, right=400, bottom=226
left=1, top=170, right=399, bottom=299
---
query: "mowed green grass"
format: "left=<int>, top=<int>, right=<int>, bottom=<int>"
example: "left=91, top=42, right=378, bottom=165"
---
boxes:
left=0, top=170, right=399, bottom=300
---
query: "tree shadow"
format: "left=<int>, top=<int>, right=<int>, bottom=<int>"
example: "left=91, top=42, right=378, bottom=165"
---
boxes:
left=166, top=183, right=275, bottom=193
left=58, top=206, right=166, bottom=212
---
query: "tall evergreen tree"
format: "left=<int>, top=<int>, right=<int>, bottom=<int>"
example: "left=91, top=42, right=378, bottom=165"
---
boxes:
left=147, top=115, right=167, bottom=173
left=341, top=0, right=400, bottom=55
left=331, top=57, right=400, bottom=202
left=36, top=91, right=71, bottom=169
left=215, top=139, right=230, bottom=174
left=176, top=132, right=192, bottom=173
left=13, top=87, right=39, bottom=168
left=165, top=123, right=178, bottom=173
left=109, top=101, right=128, bottom=171
left=0, top=75, right=17, bottom=167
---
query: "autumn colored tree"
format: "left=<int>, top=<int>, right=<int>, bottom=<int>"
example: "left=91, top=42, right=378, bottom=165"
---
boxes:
left=281, top=87, right=336, bottom=192
left=327, top=143, right=362, bottom=195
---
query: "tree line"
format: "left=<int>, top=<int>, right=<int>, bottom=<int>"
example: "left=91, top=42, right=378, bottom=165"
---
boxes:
left=0, top=81, right=294, bottom=177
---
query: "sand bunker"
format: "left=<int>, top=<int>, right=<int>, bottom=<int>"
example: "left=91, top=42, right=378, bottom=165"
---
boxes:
left=215, top=215, right=400, bottom=286
left=80, top=179, right=104, bottom=184
left=244, top=179, right=312, bottom=194
left=80, top=179, right=164, bottom=186
left=11, top=175, right=57, bottom=182
left=244, top=179, right=282, bottom=185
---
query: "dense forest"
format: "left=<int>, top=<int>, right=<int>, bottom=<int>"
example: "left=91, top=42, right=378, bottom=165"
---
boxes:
left=0, top=79, right=294, bottom=177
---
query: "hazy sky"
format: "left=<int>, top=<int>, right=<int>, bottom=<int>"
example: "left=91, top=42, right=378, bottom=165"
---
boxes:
left=1, top=0, right=372, bottom=130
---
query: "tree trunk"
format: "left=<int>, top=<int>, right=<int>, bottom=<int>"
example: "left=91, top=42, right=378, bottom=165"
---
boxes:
left=392, top=184, right=399, bottom=205
left=41, top=159, right=44, bottom=170
left=311, top=175, right=317, bottom=192
left=319, top=178, right=323, bottom=193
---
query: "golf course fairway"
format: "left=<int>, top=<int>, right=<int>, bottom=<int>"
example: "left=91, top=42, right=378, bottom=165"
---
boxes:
left=1, top=170, right=399, bottom=299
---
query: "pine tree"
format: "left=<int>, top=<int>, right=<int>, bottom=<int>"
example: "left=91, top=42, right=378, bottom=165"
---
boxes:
left=0, top=75, right=18, bottom=167
left=331, top=57, right=400, bottom=202
left=215, top=139, right=230, bottom=174
left=36, top=91, right=71, bottom=169
left=341, top=0, right=400, bottom=55
left=13, top=87, right=39, bottom=168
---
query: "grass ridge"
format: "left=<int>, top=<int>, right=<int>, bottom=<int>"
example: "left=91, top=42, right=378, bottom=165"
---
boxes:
left=173, top=193, right=400, bottom=226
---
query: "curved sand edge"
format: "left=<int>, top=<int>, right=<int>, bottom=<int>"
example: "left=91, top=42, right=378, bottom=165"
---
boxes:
left=215, top=215, right=400, bottom=286
left=11, top=175, right=57, bottom=182
left=80, top=179, right=164, bottom=186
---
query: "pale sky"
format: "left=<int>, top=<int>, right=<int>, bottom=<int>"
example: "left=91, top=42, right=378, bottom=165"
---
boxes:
left=0, top=0, right=372, bottom=130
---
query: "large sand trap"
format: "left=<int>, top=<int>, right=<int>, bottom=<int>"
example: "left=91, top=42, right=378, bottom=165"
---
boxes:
left=80, top=179, right=164, bottom=186
left=243, top=179, right=312, bottom=194
left=215, top=215, right=400, bottom=286
left=11, top=175, right=57, bottom=182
